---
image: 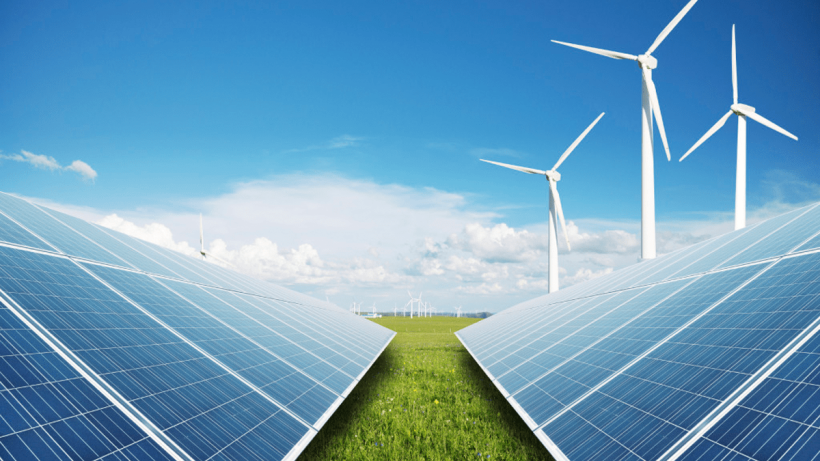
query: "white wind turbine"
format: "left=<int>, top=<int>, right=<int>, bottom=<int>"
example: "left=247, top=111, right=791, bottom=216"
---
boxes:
left=552, top=0, right=699, bottom=259
left=406, top=291, right=415, bottom=319
left=198, top=214, right=234, bottom=267
left=481, top=112, right=604, bottom=293
left=679, top=25, right=797, bottom=230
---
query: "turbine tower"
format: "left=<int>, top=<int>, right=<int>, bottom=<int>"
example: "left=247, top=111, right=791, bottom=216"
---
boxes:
left=198, top=214, right=234, bottom=267
left=552, top=0, right=698, bottom=259
left=679, top=25, right=798, bottom=230
left=481, top=112, right=604, bottom=292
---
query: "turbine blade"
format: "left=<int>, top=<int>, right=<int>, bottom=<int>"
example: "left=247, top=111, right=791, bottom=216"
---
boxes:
left=552, top=112, right=605, bottom=171
left=644, top=70, right=671, bottom=160
left=679, top=110, right=734, bottom=161
left=551, top=40, right=637, bottom=61
left=732, top=24, right=738, bottom=104
left=745, top=111, right=798, bottom=141
left=480, top=159, right=547, bottom=175
left=549, top=180, right=571, bottom=252
left=646, top=0, right=699, bottom=55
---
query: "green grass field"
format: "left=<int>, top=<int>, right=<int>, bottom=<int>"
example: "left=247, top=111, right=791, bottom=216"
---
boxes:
left=298, top=317, right=552, bottom=460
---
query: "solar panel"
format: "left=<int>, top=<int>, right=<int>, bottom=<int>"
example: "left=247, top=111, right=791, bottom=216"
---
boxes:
left=457, top=203, right=820, bottom=461
left=0, top=192, right=394, bottom=460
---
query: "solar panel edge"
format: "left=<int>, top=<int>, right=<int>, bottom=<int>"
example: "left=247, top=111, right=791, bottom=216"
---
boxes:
left=534, top=429, right=571, bottom=461
left=0, top=279, right=193, bottom=461
left=150, top=277, right=346, bottom=402
left=282, top=428, right=319, bottom=461
left=348, top=330, right=396, bottom=396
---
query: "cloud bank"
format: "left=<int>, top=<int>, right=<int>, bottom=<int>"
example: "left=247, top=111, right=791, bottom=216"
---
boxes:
left=27, top=168, right=808, bottom=312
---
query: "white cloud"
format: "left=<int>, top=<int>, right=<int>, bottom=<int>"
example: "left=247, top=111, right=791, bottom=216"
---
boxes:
left=446, top=223, right=545, bottom=263
left=564, top=221, right=640, bottom=254
left=98, top=214, right=198, bottom=256
left=1, top=150, right=61, bottom=170
left=0, top=150, right=97, bottom=182
left=64, top=160, right=98, bottom=181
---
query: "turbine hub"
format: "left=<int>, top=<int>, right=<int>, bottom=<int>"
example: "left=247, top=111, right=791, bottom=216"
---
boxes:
left=731, top=103, right=755, bottom=116
left=545, top=170, right=561, bottom=182
left=637, top=54, right=657, bottom=70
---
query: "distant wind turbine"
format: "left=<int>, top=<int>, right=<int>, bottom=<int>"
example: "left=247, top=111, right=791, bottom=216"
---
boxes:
left=481, top=112, right=604, bottom=293
left=406, top=291, right=415, bottom=319
left=552, top=0, right=699, bottom=259
left=679, top=25, right=798, bottom=230
left=198, top=214, right=234, bottom=267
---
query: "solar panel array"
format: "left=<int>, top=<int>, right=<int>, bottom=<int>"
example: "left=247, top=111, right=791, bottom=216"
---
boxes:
left=0, top=191, right=395, bottom=461
left=457, top=201, right=820, bottom=461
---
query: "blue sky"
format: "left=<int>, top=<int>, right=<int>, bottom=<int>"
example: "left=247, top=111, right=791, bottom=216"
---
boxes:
left=2, top=0, right=819, bottom=312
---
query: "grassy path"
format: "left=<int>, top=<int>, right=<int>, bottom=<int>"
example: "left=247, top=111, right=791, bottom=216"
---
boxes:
left=298, top=317, right=552, bottom=460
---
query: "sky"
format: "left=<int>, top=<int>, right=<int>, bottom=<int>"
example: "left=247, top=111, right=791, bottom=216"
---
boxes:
left=2, top=0, right=819, bottom=313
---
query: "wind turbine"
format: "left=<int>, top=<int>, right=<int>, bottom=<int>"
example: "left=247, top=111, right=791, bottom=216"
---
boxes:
left=481, top=112, right=604, bottom=292
left=198, top=214, right=234, bottom=267
left=406, top=291, right=415, bottom=319
left=552, top=0, right=698, bottom=259
left=679, top=25, right=797, bottom=230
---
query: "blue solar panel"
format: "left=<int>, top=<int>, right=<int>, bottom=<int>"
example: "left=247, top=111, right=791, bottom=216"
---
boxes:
left=458, top=204, right=820, bottom=461
left=35, top=206, right=186, bottom=281
left=0, top=246, right=311, bottom=460
left=0, top=297, right=174, bottom=461
left=679, top=331, right=820, bottom=461
left=0, top=211, right=53, bottom=253
left=0, top=193, right=130, bottom=268
left=0, top=191, right=395, bottom=461
left=795, top=230, right=820, bottom=254
left=716, top=203, right=820, bottom=269
left=81, top=263, right=342, bottom=426
left=663, top=206, right=809, bottom=280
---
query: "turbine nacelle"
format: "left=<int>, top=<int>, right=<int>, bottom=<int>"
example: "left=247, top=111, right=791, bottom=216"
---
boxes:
left=545, top=170, right=561, bottom=182
left=637, top=54, right=658, bottom=70
left=731, top=103, right=756, bottom=116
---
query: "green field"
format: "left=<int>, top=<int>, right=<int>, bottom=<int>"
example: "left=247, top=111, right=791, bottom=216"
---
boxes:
left=298, top=317, right=552, bottom=460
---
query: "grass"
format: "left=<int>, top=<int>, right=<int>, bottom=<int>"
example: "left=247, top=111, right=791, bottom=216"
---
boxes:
left=298, top=317, right=553, bottom=460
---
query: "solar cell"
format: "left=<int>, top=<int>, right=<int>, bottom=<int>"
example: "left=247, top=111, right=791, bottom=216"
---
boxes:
left=458, top=204, right=820, bottom=461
